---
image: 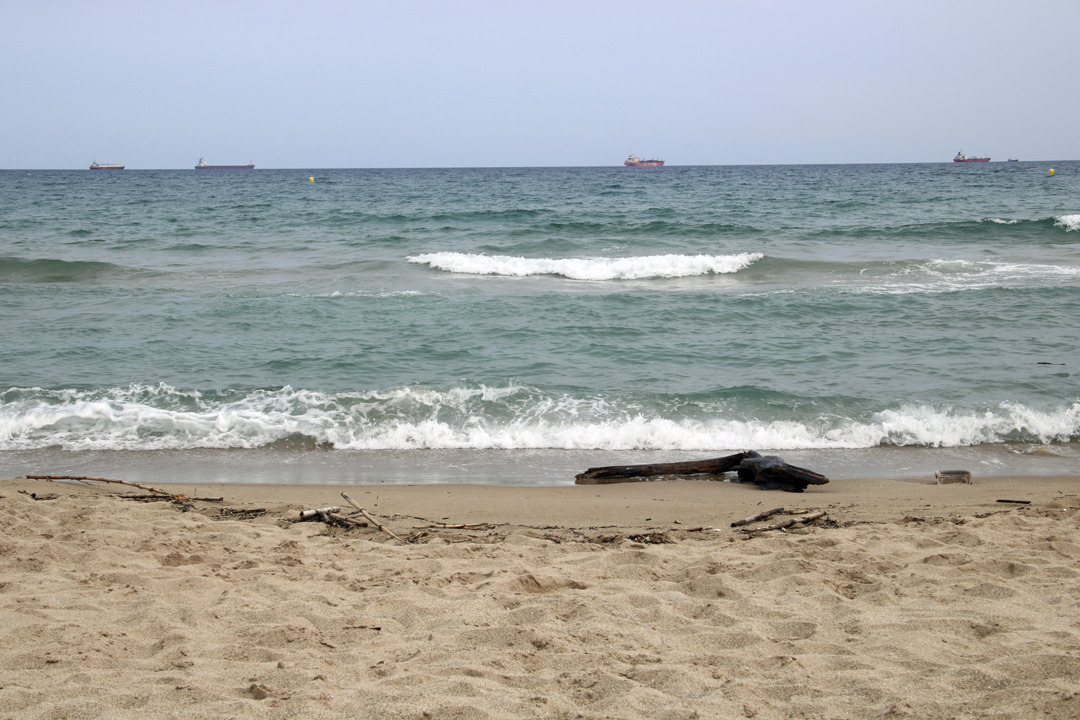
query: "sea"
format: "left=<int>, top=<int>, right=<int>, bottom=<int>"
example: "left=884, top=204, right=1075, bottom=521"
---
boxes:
left=2, top=162, right=1078, bottom=486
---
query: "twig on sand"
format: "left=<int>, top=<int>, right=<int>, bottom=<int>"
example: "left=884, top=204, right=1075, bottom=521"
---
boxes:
left=300, top=506, right=341, bottom=519
left=738, top=510, right=827, bottom=534
left=730, top=506, right=786, bottom=527
left=298, top=506, right=371, bottom=529
left=25, top=474, right=222, bottom=502
left=341, top=492, right=405, bottom=542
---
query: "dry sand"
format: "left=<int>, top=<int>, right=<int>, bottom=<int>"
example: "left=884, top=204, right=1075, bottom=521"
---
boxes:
left=1, top=474, right=1078, bottom=719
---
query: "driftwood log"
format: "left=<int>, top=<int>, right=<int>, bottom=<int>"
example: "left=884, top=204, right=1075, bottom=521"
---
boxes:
left=575, top=451, right=829, bottom=493
left=575, top=452, right=753, bottom=484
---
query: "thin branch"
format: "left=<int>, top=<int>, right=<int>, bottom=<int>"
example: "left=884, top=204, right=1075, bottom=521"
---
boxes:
left=25, top=474, right=222, bottom=502
left=730, top=506, right=786, bottom=527
left=341, top=493, right=404, bottom=542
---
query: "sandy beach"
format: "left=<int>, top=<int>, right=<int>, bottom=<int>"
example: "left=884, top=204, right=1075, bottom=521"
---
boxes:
left=2, top=473, right=1078, bottom=719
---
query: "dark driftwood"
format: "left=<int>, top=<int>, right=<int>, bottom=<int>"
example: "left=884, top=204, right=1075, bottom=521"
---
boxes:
left=734, top=454, right=829, bottom=493
left=574, top=451, right=829, bottom=492
left=575, top=452, right=752, bottom=485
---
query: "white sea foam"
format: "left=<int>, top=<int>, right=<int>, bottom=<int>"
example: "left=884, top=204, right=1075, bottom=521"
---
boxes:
left=2, top=385, right=1076, bottom=452
left=1055, top=214, right=1080, bottom=232
left=286, top=290, right=424, bottom=298
left=852, top=257, right=1080, bottom=295
left=406, top=252, right=763, bottom=280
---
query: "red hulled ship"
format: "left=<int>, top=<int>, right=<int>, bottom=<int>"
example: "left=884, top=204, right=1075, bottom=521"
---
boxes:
left=953, top=151, right=990, bottom=163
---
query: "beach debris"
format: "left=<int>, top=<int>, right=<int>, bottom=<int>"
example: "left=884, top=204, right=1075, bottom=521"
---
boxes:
left=17, top=489, right=59, bottom=501
left=299, top=506, right=341, bottom=519
left=730, top=506, right=787, bottom=527
left=737, top=510, right=827, bottom=535
left=627, top=532, right=672, bottom=544
left=936, top=470, right=972, bottom=485
left=996, top=499, right=1032, bottom=505
left=25, top=474, right=223, bottom=502
left=298, top=505, right=370, bottom=529
left=574, top=451, right=829, bottom=492
left=341, top=492, right=405, bottom=542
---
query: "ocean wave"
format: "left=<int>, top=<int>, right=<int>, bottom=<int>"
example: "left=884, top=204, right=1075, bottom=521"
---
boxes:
left=817, top=215, right=1075, bottom=243
left=406, top=252, right=764, bottom=280
left=1055, top=214, right=1080, bottom=232
left=837, top=257, right=1080, bottom=295
left=2, top=384, right=1076, bottom=452
left=921, top=258, right=1080, bottom=281
left=0, top=256, right=151, bottom=284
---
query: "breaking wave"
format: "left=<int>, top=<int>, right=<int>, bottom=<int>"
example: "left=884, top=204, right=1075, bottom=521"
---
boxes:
left=1055, top=214, right=1080, bottom=233
left=2, top=384, right=1076, bottom=452
left=406, top=252, right=764, bottom=280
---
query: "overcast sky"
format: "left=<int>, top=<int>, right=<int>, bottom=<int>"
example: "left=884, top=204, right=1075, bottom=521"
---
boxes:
left=3, top=0, right=1077, bottom=168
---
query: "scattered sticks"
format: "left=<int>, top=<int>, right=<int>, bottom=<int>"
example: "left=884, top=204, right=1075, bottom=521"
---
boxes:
left=736, top=510, right=828, bottom=535
left=300, top=506, right=342, bottom=520
left=730, top=507, right=787, bottom=527
left=341, top=493, right=404, bottom=542
left=25, top=474, right=223, bottom=502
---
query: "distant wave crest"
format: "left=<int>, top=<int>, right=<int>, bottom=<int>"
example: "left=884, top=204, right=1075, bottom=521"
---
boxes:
left=406, top=252, right=763, bottom=280
left=2, top=384, right=1076, bottom=452
left=0, top=256, right=144, bottom=284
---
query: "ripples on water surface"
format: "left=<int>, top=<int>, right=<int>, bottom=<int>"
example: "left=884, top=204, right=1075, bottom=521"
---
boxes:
left=1, top=163, right=1077, bottom=482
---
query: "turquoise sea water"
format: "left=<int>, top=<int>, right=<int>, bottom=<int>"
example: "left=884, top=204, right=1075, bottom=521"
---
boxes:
left=2, top=163, right=1078, bottom=484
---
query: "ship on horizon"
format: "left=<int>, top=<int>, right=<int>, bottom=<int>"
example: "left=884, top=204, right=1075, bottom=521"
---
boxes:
left=89, top=161, right=124, bottom=170
left=624, top=154, right=665, bottom=167
left=953, top=151, right=990, bottom=163
left=195, top=158, right=254, bottom=169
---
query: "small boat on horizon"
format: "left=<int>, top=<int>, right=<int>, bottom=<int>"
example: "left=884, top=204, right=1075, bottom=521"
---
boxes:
left=195, top=158, right=254, bottom=170
left=89, top=161, right=124, bottom=170
left=953, top=151, right=990, bottom=163
left=624, top=154, right=665, bottom=167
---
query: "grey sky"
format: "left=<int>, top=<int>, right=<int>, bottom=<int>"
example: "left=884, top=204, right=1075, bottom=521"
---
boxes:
left=3, top=0, right=1077, bottom=168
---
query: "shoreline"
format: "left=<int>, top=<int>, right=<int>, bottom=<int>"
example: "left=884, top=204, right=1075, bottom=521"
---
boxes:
left=5, top=472, right=1077, bottom=531
left=3, top=444, right=1077, bottom=489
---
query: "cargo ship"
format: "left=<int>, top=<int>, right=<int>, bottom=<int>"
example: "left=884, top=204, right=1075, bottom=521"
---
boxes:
left=89, top=161, right=124, bottom=170
left=624, top=154, right=665, bottom=167
left=953, top=151, right=990, bottom=163
left=195, top=158, right=254, bottom=169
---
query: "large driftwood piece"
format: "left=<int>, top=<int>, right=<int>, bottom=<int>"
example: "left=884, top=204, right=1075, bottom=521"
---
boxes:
left=574, top=451, right=829, bottom=492
left=734, top=454, right=829, bottom=493
left=575, top=452, right=752, bottom=485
